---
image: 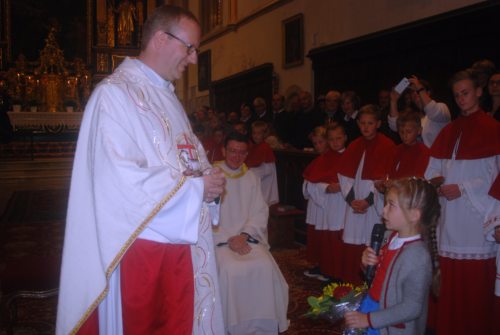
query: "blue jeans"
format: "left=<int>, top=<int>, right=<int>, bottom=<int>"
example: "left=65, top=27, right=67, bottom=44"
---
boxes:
left=358, top=294, right=380, bottom=335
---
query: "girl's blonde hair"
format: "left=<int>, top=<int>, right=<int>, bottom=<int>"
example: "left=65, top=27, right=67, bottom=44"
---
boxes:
left=388, top=177, right=441, bottom=297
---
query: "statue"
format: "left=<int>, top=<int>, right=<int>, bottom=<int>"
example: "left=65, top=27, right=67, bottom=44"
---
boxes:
left=116, top=0, right=136, bottom=46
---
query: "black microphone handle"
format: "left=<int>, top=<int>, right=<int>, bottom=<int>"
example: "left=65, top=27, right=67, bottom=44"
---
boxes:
left=365, top=223, right=386, bottom=287
left=365, top=240, right=382, bottom=286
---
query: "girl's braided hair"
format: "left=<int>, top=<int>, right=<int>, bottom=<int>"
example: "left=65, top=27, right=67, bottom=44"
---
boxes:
left=389, top=177, right=441, bottom=297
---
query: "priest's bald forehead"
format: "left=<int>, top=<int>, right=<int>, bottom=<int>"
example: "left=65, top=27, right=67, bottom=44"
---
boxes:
left=141, top=4, right=199, bottom=50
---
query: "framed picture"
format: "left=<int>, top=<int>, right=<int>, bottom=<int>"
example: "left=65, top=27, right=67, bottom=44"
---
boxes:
left=198, top=49, right=211, bottom=91
left=282, top=14, right=304, bottom=69
left=111, top=54, right=129, bottom=71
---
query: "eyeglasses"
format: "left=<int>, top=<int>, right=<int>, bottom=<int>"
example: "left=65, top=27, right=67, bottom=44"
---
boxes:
left=164, top=32, right=199, bottom=55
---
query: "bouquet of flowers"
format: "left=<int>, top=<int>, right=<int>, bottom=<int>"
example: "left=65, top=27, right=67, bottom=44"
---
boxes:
left=305, top=282, right=367, bottom=335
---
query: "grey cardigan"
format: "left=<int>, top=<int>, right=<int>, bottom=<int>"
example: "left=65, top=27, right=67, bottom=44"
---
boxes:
left=368, top=238, right=432, bottom=335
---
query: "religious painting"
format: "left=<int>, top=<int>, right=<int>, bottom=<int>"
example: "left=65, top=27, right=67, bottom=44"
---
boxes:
left=198, top=49, right=211, bottom=91
left=282, top=14, right=304, bottom=69
left=112, top=54, right=128, bottom=71
left=6, top=0, right=91, bottom=64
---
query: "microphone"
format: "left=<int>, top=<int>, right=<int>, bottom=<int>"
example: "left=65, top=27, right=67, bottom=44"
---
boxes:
left=365, top=223, right=386, bottom=287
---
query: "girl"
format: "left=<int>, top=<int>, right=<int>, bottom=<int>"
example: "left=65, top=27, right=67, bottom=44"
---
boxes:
left=345, top=177, right=441, bottom=334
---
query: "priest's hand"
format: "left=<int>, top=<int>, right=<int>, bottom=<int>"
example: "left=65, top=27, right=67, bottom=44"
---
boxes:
left=326, top=183, right=340, bottom=193
left=494, top=226, right=500, bottom=243
left=344, top=311, right=369, bottom=328
left=438, top=184, right=461, bottom=200
left=228, top=235, right=251, bottom=255
left=203, top=168, right=226, bottom=202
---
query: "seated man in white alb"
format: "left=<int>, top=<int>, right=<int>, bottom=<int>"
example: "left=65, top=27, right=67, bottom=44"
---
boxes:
left=213, top=131, right=289, bottom=335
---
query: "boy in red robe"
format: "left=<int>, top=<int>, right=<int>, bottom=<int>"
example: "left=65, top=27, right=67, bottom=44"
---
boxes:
left=202, top=126, right=225, bottom=163
left=425, top=70, right=500, bottom=335
left=302, top=126, right=330, bottom=280
left=302, top=125, right=349, bottom=281
left=338, top=104, right=396, bottom=284
left=245, top=121, right=279, bottom=205
left=389, top=110, right=430, bottom=179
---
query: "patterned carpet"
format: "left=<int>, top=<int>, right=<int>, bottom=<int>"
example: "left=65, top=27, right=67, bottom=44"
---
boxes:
left=0, top=189, right=343, bottom=334
left=273, top=247, right=343, bottom=334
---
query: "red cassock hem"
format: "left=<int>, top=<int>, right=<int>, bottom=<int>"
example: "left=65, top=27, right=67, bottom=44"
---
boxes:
left=436, top=256, right=495, bottom=335
left=318, top=230, right=344, bottom=279
left=77, top=238, right=195, bottom=335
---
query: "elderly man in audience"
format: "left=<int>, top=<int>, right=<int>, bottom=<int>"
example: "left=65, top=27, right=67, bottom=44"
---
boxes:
left=323, top=90, right=344, bottom=125
left=254, top=96, right=273, bottom=124
left=271, top=93, right=291, bottom=145
left=213, top=131, right=289, bottom=335
left=289, top=90, right=316, bottom=149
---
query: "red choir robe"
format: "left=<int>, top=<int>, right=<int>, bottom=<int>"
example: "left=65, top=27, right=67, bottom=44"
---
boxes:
left=337, top=133, right=396, bottom=285
left=427, top=110, right=500, bottom=335
left=245, top=141, right=276, bottom=167
left=246, top=141, right=279, bottom=205
left=303, top=149, right=346, bottom=278
left=389, top=142, right=430, bottom=179
left=202, top=137, right=224, bottom=163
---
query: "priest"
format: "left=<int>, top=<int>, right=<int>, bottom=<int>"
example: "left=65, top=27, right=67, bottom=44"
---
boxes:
left=56, top=5, right=225, bottom=335
left=214, top=132, right=289, bottom=334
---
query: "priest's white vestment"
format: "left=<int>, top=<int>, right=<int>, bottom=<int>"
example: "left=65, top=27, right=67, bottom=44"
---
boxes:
left=56, top=58, right=224, bottom=335
left=214, top=162, right=289, bottom=334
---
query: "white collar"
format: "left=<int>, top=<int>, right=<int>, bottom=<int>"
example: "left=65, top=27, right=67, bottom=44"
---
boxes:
left=388, top=233, right=421, bottom=250
left=133, top=58, right=174, bottom=91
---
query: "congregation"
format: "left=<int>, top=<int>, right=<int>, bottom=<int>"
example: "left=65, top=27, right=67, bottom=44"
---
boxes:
left=192, top=60, right=500, bottom=334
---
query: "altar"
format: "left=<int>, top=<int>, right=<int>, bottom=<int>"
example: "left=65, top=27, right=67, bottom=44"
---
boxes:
left=1, top=27, right=91, bottom=133
left=7, top=111, right=82, bottom=133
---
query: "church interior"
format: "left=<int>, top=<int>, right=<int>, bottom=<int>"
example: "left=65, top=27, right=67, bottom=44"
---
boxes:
left=0, top=0, right=499, bottom=334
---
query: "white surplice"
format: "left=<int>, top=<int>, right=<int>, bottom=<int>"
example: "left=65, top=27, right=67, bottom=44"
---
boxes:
left=338, top=153, right=384, bottom=245
left=249, top=162, right=280, bottom=206
left=485, top=195, right=500, bottom=296
left=56, top=58, right=224, bottom=335
left=214, top=162, right=289, bottom=334
left=303, top=181, right=347, bottom=231
left=303, top=181, right=328, bottom=228
left=425, top=155, right=497, bottom=259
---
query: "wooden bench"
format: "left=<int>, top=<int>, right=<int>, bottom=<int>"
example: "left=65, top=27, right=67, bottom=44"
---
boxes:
left=268, top=204, right=305, bottom=249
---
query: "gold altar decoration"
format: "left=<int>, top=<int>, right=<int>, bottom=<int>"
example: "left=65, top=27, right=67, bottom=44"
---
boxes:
left=2, top=28, right=92, bottom=113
